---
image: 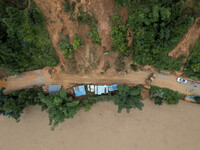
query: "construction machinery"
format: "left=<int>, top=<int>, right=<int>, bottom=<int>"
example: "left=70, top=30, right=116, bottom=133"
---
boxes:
left=145, top=73, right=157, bottom=85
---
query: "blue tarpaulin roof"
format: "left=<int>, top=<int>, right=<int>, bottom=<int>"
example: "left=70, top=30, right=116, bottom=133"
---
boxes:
left=48, top=85, right=62, bottom=95
left=108, top=84, right=117, bottom=92
left=73, top=85, right=86, bottom=97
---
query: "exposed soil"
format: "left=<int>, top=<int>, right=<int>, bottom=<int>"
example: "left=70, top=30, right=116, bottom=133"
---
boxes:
left=0, top=68, right=10, bottom=79
left=33, top=0, right=122, bottom=75
left=168, top=17, right=200, bottom=72
left=1, top=100, right=200, bottom=150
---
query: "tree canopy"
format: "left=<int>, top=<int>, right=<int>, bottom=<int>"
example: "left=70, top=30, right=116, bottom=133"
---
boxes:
left=38, top=89, right=80, bottom=130
left=113, top=85, right=144, bottom=113
left=0, top=1, right=58, bottom=74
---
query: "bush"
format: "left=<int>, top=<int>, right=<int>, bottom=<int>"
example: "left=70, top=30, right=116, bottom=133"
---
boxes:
left=110, top=15, right=130, bottom=55
left=87, top=27, right=101, bottom=45
left=73, top=35, right=83, bottom=49
left=115, top=53, right=125, bottom=72
left=64, top=0, right=76, bottom=13
left=150, top=86, right=182, bottom=105
left=77, top=7, right=97, bottom=26
left=194, top=96, right=200, bottom=104
left=58, top=35, right=74, bottom=60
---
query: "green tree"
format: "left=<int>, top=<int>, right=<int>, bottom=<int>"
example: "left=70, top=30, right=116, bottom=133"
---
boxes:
left=113, top=85, right=144, bottom=113
left=194, top=96, right=200, bottom=104
left=38, top=89, right=80, bottom=130
left=150, top=86, right=182, bottom=105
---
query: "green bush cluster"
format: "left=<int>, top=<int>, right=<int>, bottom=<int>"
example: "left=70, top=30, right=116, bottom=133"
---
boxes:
left=64, top=0, right=76, bottom=13
left=58, top=35, right=74, bottom=60
left=0, top=1, right=58, bottom=74
left=150, top=86, right=182, bottom=105
left=87, top=27, right=101, bottom=45
left=184, top=38, right=200, bottom=79
left=194, top=96, right=200, bottom=104
left=73, top=35, right=83, bottom=49
left=77, top=7, right=97, bottom=26
left=110, top=15, right=130, bottom=55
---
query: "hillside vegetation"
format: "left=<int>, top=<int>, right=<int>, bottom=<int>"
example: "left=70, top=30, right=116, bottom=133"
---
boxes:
left=0, top=1, right=58, bottom=75
left=113, top=0, right=200, bottom=71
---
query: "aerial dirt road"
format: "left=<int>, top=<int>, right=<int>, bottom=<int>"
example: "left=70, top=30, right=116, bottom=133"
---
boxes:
left=1, top=67, right=200, bottom=96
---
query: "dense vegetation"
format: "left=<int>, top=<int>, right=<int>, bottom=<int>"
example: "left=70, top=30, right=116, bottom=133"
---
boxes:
left=113, top=85, right=144, bottom=113
left=110, top=15, right=130, bottom=55
left=39, top=89, right=81, bottom=130
left=194, top=96, right=200, bottom=104
left=150, top=86, right=183, bottom=105
left=184, top=38, right=200, bottom=79
left=58, top=35, right=75, bottom=60
left=113, top=0, right=200, bottom=71
left=0, top=88, right=47, bottom=122
left=0, top=1, right=58, bottom=74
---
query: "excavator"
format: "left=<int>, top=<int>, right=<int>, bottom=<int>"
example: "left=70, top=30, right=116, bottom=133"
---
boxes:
left=144, top=73, right=157, bottom=89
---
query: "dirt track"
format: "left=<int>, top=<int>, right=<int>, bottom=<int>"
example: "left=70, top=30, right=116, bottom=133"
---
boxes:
left=1, top=67, right=200, bottom=96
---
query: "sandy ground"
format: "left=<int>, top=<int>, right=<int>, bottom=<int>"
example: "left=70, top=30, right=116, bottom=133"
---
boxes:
left=0, top=100, right=200, bottom=150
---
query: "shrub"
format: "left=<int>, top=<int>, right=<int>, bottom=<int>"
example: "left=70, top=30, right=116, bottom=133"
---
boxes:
left=150, top=86, right=182, bottom=105
left=115, top=53, right=125, bottom=72
left=77, top=7, right=97, bottom=26
left=58, top=35, right=74, bottom=60
left=110, top=15, right=130, bottom=55
left=73, top=35, right=83, bottom=49
left=64, top=0, right=76, bottom=13
left=87, top=27, right=101, bottom=45
left=194, top=96, right=200, bottom=104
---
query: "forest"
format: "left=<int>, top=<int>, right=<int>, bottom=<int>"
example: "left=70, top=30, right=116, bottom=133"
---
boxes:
left=113, top=0, right=200, bottom=71
left=0, top=0, right=58, bottom=76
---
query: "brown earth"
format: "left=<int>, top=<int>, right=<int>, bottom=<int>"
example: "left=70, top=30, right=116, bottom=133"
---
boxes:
left=168, top=17, right=200, bottom=72
left=0, top=100, right=200, bottom=150
left=33, top=0, right=122, bottom=75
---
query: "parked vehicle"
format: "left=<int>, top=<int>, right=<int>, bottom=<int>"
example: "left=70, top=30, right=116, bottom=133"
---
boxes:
left=177, top=77, right=187, bottom=83
left=145, top=73, right=157, bottom=85
left=187, top=95, right=195, bottom=98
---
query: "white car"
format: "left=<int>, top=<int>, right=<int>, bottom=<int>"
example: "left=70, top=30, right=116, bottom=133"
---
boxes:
left=177, top=77, right=187, bottom=83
